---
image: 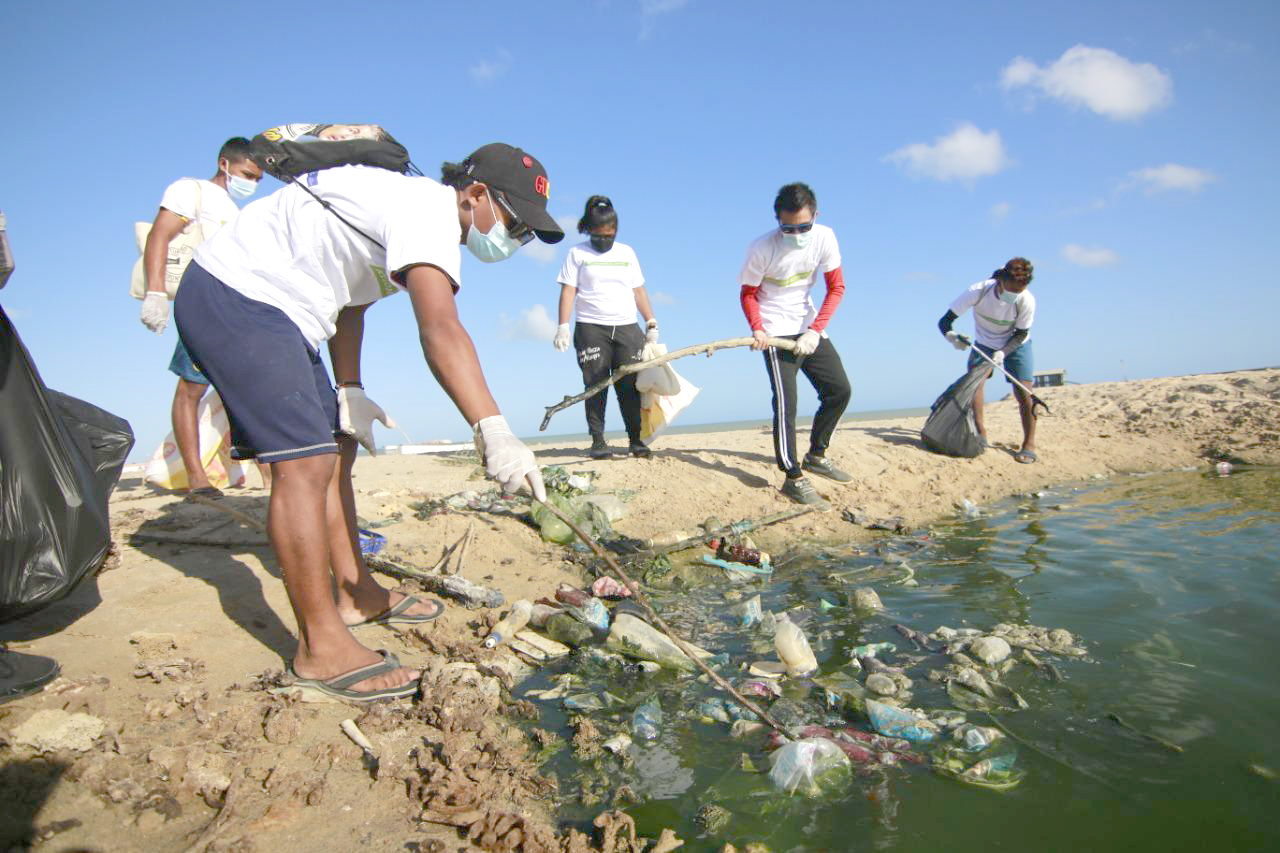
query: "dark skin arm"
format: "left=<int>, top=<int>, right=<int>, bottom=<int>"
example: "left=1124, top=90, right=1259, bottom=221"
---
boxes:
left=328, top=303, right=370, bottom=386
left=402, top=264, right=500, bottom=426
left=142, top=208, right=188, bottom=293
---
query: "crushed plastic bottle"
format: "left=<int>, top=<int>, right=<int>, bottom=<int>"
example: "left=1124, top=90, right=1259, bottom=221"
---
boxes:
left=773, top=612, right=818, bottom=678
left=708, top=538, right=770, bottom=567
left=483, top=599, right=532, bottom=649
left=632, top=695, right=663, bottom=740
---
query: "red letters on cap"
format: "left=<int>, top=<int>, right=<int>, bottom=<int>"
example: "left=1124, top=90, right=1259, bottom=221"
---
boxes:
left=534, top=175, right=549, bottom=198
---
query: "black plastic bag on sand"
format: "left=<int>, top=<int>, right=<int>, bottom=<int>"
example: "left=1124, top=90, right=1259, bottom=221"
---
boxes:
left=0, top=304, right=133, bottom=622
left=921, top=364, right=989, bottom=458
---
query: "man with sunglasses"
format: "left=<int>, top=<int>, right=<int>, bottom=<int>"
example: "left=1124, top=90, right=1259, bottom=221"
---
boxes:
left=174, top=143, right=562, bottom=701
left=740, top=182, right=852, bottom=510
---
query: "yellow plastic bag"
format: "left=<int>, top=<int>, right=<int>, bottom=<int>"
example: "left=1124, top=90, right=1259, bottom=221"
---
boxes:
left=638, top=372, right=700, bottom=446
left=143, top=391, right=259, bottom=490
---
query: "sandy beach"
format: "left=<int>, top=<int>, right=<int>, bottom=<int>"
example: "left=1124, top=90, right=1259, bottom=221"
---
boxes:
left=2, top=367, right=1277, bottom=852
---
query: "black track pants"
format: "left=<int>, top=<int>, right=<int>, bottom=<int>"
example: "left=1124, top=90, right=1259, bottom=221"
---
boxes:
left=762, top=335, right=851, bottom=476
left=575, top=321, right=646, bottom=442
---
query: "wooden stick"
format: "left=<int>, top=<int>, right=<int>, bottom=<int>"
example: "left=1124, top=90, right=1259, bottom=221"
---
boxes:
left=451, top=522, right=476, bottom=576
left=540, top=336, right=798, bottom=431
left=186, top=493, right=268, bottom=532
left=651, top=507, right=815, bottom=555
left=365, top=553, right=504, bottom=610
left=128, top=532, right=269, bottom=548
left=533, top=498, right=785, bottom=734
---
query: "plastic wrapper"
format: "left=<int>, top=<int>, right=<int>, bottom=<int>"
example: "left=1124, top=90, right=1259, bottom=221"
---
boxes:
left=767, top=737, right=853, bottom=798
left=1, top=305, right=133, bottom=621
left=865, top=699, right=939, bottom=744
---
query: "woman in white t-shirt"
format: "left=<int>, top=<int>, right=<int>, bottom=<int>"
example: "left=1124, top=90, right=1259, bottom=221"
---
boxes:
left=553, top=196, right=659, bottom=459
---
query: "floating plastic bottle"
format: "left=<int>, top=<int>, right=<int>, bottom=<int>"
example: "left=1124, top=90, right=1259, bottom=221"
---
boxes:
left=735, top=594, right=763, bottom=628
left=773, top=612, right=818, bottom=678
left=708, top=538, right=770, bottom=567
left=632, top=695, right=663, bottom=740
left=483, top=600, right=532, bottom=649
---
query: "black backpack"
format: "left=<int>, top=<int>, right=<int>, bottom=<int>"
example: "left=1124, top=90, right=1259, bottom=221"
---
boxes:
left=249, top=123, right=413, bottom=180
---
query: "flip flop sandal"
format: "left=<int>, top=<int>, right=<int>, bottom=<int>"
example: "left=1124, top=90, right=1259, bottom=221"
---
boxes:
left=1014, top=450, right=1038, bottom=464
left=278, top=650, right=418, bottom=703
left=360, top=594, right=443, bottom=627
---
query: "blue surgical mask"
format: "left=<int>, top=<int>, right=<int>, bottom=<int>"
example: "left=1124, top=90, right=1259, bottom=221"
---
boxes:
left=998, top=287, right=1020, bottom=305
left=465, top=194, right=522, bottom=263
left=225, top=170, right=258, bottom=200
left=783, top=231, right=812, bottom=250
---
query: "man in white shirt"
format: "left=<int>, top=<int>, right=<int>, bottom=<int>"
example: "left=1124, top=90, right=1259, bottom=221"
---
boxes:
left=740, top=183, right=852, bottom=510
left=174, top=143, right=561, bottom=702
left=139, top=137, right=262, bottom=496
left=938, top=257, right=1038, bottom=462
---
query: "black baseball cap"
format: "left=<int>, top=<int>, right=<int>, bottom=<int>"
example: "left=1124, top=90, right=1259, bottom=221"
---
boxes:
left=462, top=143, right=564, bottom=244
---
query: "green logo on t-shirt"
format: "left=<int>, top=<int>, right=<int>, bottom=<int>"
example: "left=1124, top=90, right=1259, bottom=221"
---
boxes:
left=583, top=261, right=631, bottom=267
left=370, top=265, right=397, bottom=298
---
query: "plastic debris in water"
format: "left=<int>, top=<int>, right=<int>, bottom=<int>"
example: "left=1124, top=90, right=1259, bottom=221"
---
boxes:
left=632, top=695, right=663, bottom=740
left=590, top=575, right=633, bottom=600
left=773, top=612, right=819, bottom=678
left=958, top=498, right=981, bottom=519
left=735, top=594, right=764, bottom=628
left=1216, top=461, right=1233, bottom=476
left=767, top=737, right=853, bottom=798
left=865, top=699, right=939, bottom=744
left=708, top=538, right=771, bottom=567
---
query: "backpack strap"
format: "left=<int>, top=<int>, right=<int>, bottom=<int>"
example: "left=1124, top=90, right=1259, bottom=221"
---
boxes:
left=287, top=172, right=385, bottom=250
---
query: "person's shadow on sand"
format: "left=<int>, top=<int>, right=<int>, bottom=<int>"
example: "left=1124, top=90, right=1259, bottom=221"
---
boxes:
left=855, top=425, right=928, bottom=450
left=0, top=758, right=71, bottom=850
left=659, top=447, right=773, bottom=488
left=128, top=495, right=295, bottom=660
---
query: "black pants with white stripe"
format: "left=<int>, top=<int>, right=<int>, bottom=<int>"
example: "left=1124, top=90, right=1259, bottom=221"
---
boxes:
left=575, top=321, right=645, bottom=443
left=762, top=335, right=851, bottom=476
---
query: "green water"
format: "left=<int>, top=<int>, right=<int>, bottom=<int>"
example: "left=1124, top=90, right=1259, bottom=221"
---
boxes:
left=532, top=467, right=1280, bottom=852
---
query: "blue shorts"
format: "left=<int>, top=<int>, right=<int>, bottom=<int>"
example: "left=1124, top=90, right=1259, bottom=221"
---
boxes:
left=969, top=340, right=1033, bottom=384
left=174, top=262, right=340, bottom=463
left=168, top=338, right=210, bottom=385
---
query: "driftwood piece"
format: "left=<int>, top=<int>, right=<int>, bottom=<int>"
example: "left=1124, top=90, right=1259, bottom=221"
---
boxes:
left=533, top=498, right=785, bottom=735
left=649, top=507, right=815, bottom=555
left=128, top=532, right=270, bottom=548
left=540, top=336, right=798, bottom=431
left=364, top=553, right=504, bottom=610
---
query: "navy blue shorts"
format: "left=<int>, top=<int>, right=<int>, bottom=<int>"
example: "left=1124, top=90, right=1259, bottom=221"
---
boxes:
left=174, top=262, right=340, bottom=463
left=168, top=338, right=210, bottom=384
left=969, top=340, right=1034, bottom=384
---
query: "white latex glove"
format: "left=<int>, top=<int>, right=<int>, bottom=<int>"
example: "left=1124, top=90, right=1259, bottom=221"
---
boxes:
left=793, top=329, right=821, bottom=356
left=140, top=291, right=170, bottom=334
left=553, top=323, right=571, bottom=352
left=945, top=330, right=969, bottom=350
left=750, top=329, right=769, bottom=350
left=991, top=350, right=1006, bottom=368
left=474, top=414, right=547, bottom=501
left=645, top=322, right=660, bottom=345
left=337, top=387, right=396, bottom=455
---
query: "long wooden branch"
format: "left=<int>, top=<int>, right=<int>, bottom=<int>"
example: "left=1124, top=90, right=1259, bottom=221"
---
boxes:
left=533, top=498, right=785, bottom=734
left=540, top=336, right=798, bottom=431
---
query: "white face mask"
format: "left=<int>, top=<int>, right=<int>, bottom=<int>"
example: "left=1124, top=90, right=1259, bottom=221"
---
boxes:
left=465, top=193, right=522, bottom=263
left=784, top=231, right=812, bottom=249
left=998, top=287, right=1020, bottom=305
left=224, top=168, right=258, bottom=200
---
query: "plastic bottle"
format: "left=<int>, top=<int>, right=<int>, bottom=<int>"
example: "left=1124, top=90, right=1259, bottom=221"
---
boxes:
left=545, top=613, right=595, bottom=647
left=483, top=600, right=532, bottom=649
left=554, top=583, right=610, bottom=633
left=773, top=612, right=818, bottom=677
left=632, top=695, right=663, bottom=740
left=708, top=538, right=770, bottom=567
left=528, top=602, right=562, bottom=628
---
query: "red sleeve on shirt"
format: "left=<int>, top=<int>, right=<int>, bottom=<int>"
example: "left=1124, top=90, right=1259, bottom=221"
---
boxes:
left=809, top=267, right=845, bottom=333
left=740, top=285, right=764, bottom=331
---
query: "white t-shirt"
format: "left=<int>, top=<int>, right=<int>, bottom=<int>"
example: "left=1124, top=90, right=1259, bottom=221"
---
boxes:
left=949, top=279, right=1036, bottom=348
left=194, top=165, right=462, bottom=348
left=159, top=178, right=240, bottom=239
left=557, top=241, right=645, bottom=326
left=739, top=224, right=841, bottom=336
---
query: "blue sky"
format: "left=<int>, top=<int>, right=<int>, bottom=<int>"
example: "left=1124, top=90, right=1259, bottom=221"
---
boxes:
left=2, top=1, right=1277, bottom=460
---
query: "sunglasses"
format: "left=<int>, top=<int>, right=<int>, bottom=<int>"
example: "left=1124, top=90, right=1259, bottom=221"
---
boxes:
left=492, top=189, right=536, bottom=245
left=778, top=220, right=814, bottom=234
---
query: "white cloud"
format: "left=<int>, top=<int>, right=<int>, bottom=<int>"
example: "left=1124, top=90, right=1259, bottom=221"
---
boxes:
left=884, top=123, right=1012, bottom=184
left=1062, top=244, right=1120, bottom=267
left=499, top=304, right=558, bottom=342
left=469, top=49, right=512, bottom=84
left=649, top=290, right=677, bottom=306
left=1124, top=163, right=1216, bottom=194
left=1000, top=45, right=1172, bottom=121
left=639, top=0, right=691, bottom=38
left=990, top=201, right=1012, bottom=222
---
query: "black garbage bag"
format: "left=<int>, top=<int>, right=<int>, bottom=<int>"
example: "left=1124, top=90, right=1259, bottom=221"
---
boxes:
left=0, top=304, right=134, bottom=622
left=921, top=363, right=990, bottom=458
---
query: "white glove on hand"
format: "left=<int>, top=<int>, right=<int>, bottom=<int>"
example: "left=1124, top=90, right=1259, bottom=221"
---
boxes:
left=991, top=350, right=1006, bottom=368
left=553, top=323, right=571, bottom=352
left=337, top=387, right=396, bottom=455
left=793, top=329, right=821, bottom=356
left=140, top=292, right=170, bottom=334
left=645, top=322, right=660, bottom=345
left=474, top=415, right=547, bottom=501
left=945, top=331, right=969, bottom=350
